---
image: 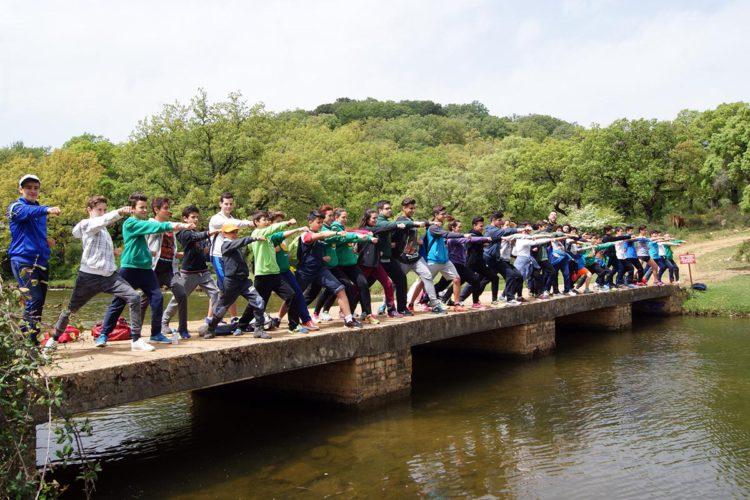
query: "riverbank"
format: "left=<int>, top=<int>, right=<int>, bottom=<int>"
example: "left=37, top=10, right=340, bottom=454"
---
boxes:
left=682, top=276, right=750, bottom=317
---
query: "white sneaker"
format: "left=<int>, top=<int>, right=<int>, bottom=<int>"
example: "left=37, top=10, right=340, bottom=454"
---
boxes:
left=42, top=338, right=58, bottom=359
left=131, top=338, right=156, bottom=352
left=319, top=311, right=333, bottom=322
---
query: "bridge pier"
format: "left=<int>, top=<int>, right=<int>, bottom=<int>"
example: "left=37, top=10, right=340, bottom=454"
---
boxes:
left=633, top=291, right=684, bottom=316
left=426, top=320, right=556, bottom=359
left=251, top=349, right=412, bottom=406
left=557, top=304, right=632, bottom=331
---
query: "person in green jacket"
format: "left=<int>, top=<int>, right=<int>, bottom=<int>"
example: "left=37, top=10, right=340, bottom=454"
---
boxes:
left=250, top=211, right=314, bottom=333
left=97, top=192, right=195, bottom=351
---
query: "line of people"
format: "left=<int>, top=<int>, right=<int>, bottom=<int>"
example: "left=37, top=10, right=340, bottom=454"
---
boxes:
left=5, top=175, right=683, bottom=357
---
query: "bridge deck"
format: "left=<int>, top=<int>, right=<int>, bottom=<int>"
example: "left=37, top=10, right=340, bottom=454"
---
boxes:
left=44, top=286, right=680, bottom=419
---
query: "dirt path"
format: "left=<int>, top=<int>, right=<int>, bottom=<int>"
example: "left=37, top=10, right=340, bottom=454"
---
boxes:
left=676, top=230, right=750, bottom=282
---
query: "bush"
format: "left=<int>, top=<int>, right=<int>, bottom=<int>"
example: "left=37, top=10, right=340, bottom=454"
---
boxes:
left=561, top=204, right=625, bottom=233
left=735, top=240, right=750, bottom=263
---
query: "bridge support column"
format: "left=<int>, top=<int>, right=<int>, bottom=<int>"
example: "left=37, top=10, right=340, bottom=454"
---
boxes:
left=557, top=303, right=632, bottom=331
left=633, top=291, right=684, bottom=316
left=427, top=320, right=556, bottom=359
left=252, top=349, right=412, bottom=406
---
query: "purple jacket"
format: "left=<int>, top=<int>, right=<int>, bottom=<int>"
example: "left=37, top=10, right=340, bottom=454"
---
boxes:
left=447, top=237, right=488, bottom=266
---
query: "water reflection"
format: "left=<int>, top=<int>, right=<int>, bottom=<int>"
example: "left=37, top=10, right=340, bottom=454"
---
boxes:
left=47, top=316, right=750, bottom=498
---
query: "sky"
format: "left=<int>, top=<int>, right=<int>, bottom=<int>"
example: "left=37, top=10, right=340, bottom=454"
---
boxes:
left=1, top=0, right=748, bottom=147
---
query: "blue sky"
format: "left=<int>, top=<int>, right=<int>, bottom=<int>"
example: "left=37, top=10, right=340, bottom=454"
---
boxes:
left=1, top=0, right=748, bottom=147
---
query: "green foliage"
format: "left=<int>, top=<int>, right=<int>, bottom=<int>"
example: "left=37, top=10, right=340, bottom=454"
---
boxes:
left=734, top=240, right=750, bottom=263
left=0, top=278, right=99, bottom=497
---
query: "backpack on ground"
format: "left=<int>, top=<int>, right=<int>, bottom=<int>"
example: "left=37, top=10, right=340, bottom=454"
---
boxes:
left=43, top=325, right=80, bottom=344
left=91, top=317, right=132, bottom=341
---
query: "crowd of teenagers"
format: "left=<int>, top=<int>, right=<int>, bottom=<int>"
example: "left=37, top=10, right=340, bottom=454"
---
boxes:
left=5, top=174, right=684, bottom=355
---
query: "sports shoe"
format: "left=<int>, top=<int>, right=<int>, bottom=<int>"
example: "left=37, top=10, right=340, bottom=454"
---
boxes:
left=388, top=310, right=403, bottom=318
left=302, top=320, right=320, bottom=331
left=399, top=309, right=414, bottom=317
left=131, top=338, right=155, bottom=352
left=253, top=329, right=272, bottom=339
left=490, top=300, right=500, bottom=306
left=313, top=313, right=319, bottom=322
left=42, top=337, right=58, bottom=358
left=567, top=290, right=577, bottom=297
left=320, top=311, right=333, bottom=322
left=582, top=289, right=594, bottom=294
left=377, top=303, right=387, bottom=315
left=271, top=317, right=282, bottom=329
left=204, top=329, right=216, bottom=339
left=431, top=304, right=448, bottom=315
left=178, top=331, right=191, bottom=339
left=507, top=299, right=521, bottom=306
left=289, top=325, right=310, bottom=334
left=365, top=314, right=380, bottom=325
left=601, top=285, right=611, bottom=291
left=232, top=328, right=244, bottom=336
left=95, top=334, right=108, bottom=348
left=345, top=318, right=363, bottom=329
left=540, top=292, right=550, bottom=300
left=407, top=304, right=415, bottom=313
left=471, top=303, right=485, bottom=310
left=358, top=312, right=367, bottom=321
left=149, top=333, right=173, bottom=344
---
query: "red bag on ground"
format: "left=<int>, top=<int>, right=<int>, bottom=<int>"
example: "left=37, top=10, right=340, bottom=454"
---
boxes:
left=91, top=317, right=132, bottom=341
left=43, top=325, right=80, bottom=344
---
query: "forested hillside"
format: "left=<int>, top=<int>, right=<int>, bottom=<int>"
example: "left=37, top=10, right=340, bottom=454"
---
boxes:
left=3, top=91, right=749, bottom=279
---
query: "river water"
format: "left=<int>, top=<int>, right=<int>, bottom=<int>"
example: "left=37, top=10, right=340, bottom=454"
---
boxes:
left=40, top=291, right=750, bottom=498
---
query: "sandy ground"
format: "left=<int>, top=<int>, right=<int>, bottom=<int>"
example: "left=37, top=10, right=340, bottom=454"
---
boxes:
left=672, top=229, right=750, bottom=282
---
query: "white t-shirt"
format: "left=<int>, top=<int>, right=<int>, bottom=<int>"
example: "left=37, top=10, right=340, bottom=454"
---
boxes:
left=208, top=212, right=253, bottom=257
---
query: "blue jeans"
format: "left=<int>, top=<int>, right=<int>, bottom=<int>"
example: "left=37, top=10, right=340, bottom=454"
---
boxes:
left=101, top=267, right=162, bottom=341
left=11, top=259, right=48, bottom=344
left=281, top=270, right=312, bottom=323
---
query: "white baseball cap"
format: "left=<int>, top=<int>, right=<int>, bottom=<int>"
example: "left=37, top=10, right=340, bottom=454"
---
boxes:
left=18, top=174, right=41, bottom=188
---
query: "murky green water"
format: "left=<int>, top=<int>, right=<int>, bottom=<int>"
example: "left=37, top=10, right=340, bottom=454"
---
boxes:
left=40, top=293, right=750, bottom=498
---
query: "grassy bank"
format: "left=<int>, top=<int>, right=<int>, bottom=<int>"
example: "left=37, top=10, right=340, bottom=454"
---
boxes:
left=682, top=275, right=750, bottom=317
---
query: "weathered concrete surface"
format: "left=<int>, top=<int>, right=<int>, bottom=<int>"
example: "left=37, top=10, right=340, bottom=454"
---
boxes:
left=42, top=285, right=681, bottom=421
left=422, top=320, right=556, bottom=359
left=556, top=303, right=632, bottom=331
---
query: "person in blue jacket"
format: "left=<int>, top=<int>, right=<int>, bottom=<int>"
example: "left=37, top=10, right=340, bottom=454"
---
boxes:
left=7, top=174, right=61, bottom=344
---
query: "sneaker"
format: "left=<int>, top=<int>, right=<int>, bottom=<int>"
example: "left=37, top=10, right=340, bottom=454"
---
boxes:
left=95, top=334, right=108, bottom=348
left=388, top=310, right=403, bottom=318
left=365, top=314, right=381, bottom=325
left=345, top=318, right=363, bottom=329
left=302, top=320, right=320, bottom=331
left=540, top=292, right=550, bottom=300
left=582, top=289, right=594, bottom=294
left=271, top=317, right=282, bottom=329
left=431, top=304, right=448, bottom=315
left=131, top=338, right=155, bottom=352
left=471, top=303, right=485, bottom=310
left=567, top=290, right=577, bottom=297
left=289, top=325, right=310, bottom=334
left=42, top=337, right=58, bottom=358
left=656, top=281, right=665, bottom=286
left=377, top=303, right=387, bottom=315
left=399, top=309, right=414, bottom=317
left=313, top=313, right=320, bottom=322
left=602, top=285, right=611, bottom=292
left=359, top=312, right=367, bottom=321
left=204, top=329, right=216, bottom=339
left=320, top=311, right=333, bottom=322
left=149, top=333, right=173, bottom=344
left=507, top=299, right=521, bottom=306
left=490, top=300, right=500, bottom=306
left=253, top=329, right=272, bottom=339
left=232, top=328, right=244, bottom=336
left=178, top=331, right=191, bottom=339
left=407, top=303, right=415, bottom=313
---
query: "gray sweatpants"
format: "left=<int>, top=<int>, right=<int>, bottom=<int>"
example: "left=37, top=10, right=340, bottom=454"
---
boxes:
left=54, top=271, right=142, bottom=340
left=399, top=257, right=440, bottom=306
left=162, top=270, right=220, bottom=332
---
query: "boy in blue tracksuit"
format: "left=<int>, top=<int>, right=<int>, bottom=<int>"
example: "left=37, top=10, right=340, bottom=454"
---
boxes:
left=7, top=174, right=62, bottom=344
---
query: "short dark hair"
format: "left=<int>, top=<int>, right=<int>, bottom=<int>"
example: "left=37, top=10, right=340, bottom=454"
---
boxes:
left=308, top=210, right=324, bottom=222
left=269, top=211, right=285, bottom=221
left=86, top=195, right=108, bottom=210
left=401, top=197, right=416, bottom=207
left=182, top=205, right=200, bottom=218
left=447, top=220, right=460, bottom=231
left=638, top=225, right=647, bottom=231
left=603, top=225, right=612, bottom=233
left=432, top=205, right=446, bottom=217
left=625, top=225, right=634, bottom=231
left=252, top=210, right=270, bottom=222
left=471, top=216, right=484, bottom=226
left=220, top=192, right=234, bottom=203
left=376, top=200, right=392, bottom=211
left=490, top=211, right=504, bottom=221
left=319, top=204, right=333, bottom=213
left=151, top=197, right=170, bottom=211
left=334, top=208, right=347, bottom=219
left=128, top=192, right=148, bottom=208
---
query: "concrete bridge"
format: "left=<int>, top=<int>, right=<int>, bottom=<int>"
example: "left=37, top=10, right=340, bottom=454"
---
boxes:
left=44, top=285, right=683, bottom=421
